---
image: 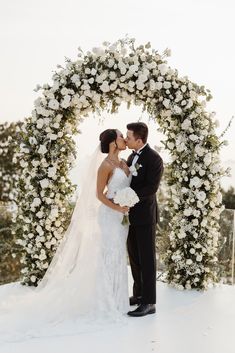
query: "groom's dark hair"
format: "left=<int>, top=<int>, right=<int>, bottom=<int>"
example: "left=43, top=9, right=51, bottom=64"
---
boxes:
left=126, top=122, right=148, bottom=143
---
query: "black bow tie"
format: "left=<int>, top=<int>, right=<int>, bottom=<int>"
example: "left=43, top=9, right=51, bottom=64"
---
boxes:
left=132, top=151, right=141, bottom=157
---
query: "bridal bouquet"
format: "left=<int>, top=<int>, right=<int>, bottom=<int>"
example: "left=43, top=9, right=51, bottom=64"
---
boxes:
left=113, top=187, right=139, bottom=226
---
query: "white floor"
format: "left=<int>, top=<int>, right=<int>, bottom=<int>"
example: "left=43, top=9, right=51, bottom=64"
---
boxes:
left=0, top=274, right=235, bottom=353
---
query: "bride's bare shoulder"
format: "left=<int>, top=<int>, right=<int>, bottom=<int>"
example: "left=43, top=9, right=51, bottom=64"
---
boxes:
left=98, top=159, right=113, bottom=172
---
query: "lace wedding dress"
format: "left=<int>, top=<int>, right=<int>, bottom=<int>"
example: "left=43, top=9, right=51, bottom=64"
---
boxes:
left=0, top=146, right=132, bottom=341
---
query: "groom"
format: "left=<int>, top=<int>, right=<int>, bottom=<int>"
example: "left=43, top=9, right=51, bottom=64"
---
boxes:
left=125, top=122, right=163, bottom=317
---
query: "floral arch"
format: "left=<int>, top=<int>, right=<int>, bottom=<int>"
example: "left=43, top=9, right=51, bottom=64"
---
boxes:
left=15, top=38, right=225, bottom=290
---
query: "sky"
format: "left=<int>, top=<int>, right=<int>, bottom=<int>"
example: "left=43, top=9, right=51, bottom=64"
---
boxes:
left=0, top=0, right=234, bottom=188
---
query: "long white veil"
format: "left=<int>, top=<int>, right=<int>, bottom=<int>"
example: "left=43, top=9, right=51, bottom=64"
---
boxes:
left=38, top=145, right=104, bottom=290
left=0, top=145, right=126, bottom=342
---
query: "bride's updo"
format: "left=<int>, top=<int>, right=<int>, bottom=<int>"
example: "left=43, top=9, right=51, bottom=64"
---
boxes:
left=99, top=129, right=117, bottom=153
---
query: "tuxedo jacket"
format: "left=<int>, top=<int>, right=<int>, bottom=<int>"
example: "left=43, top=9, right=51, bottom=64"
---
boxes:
left=127, top=144, right=164, bottom=226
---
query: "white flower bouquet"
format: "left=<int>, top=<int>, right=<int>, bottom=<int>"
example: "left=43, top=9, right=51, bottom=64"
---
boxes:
left=113, top=187, right=139, bottom=226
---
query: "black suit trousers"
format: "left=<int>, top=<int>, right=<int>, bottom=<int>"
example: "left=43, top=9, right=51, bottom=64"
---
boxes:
left=127, top=223, right=156, bottom=304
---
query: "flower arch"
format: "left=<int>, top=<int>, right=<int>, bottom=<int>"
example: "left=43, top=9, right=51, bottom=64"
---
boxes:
left=15, top=38, right=225, bottom=289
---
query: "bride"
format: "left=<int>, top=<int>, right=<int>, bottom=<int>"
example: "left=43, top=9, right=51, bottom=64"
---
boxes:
left=0, top=128, right=133, bottom=340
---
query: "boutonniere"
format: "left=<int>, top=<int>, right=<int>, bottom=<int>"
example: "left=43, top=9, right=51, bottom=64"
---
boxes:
left=129, top=163, right=142, bottom=176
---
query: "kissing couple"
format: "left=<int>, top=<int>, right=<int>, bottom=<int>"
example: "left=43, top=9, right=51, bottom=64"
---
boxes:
left=0, top=122, right=164, bottom=340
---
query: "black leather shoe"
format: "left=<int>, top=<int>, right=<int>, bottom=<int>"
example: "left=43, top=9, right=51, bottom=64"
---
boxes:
left=127, top=304, right=156, bottom=317
left=129, top=296, right=142, bottom=306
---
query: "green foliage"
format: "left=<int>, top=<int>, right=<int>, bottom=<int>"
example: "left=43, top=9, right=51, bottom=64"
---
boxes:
left=221, top=187, right=235, bottom=210
left=0, top=203, right=21, bottom=284
left=217, top=209, right=234, bottom=284
left=0, top=121, right=23, bottom=202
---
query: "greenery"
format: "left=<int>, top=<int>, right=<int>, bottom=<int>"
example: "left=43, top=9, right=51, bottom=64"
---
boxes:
left=221, top=187, right=235, bottom=210
left=0, top=121, right=23, bottom=202
left=0, top=203, right=21, bottom=284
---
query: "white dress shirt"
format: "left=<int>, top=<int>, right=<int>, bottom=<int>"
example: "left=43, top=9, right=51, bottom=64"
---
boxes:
left=131, top=143, right=148, bottom=167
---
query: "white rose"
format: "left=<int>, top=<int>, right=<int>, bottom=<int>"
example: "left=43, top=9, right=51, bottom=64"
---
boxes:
left=136, top=80, right=145, bottom=90
left=189, top=134, right=199, bottom=142
left=181, top=119, right=191, bottom=130
left=39, top=253, right=47, bottom=261
left=195, top=145, right=205, bottom=157
left=173, top=105, right=182, bottom=114
left=196, top=191, right=206, bottom=201
left=158, top=63, right=168, bottom=75
left=176, top=143, right=185, bottom=152
left=30, top=276, right=36, bottom=283
left=93, top=93, right=101, bottom=103
left=196, top=254, right=202, bottom=262
left=145, top=80, right=154, bottom=92
left=108, top=59, right=115, bottom=68
left=210, top=201, right=215, bottom=208
left=61, top=95, right=71, bottom=109
left=50, top=208, right=59, bottom=219
left=20, top=160, right=28, bottom=168
left=178, top=230, right=186, bottom=239
left=192, top=219, right=199, bottom=226
left=48, top=134, right=57, bottom=141
left=29, top=136, right=37, bottom=145
left=71, top=74, right=81, bottom=87
left=88, top=77, right=94, bottom=84
left=32, top=197, right=41, bottom=207
left=36, top=225, right=44, bottom=235
left=48, top=99, right=59, bottom=110
left=38, top=145, right=47, bottom=155
left=138, top=73, right=148, bottom=83
left=163, top=99, right=170, bottom=109
left=128, top=64, right=139, bottom=74
left=45, top=197, right=52, bottom=204
left=48, top=166, right=57, bottom=178
left=40, top=178, right=50, bottom=189
left=186, top=259, right=193, bottom=265
left=155, top=82, right=163, bottom=90
left=163, top=81, right=171, bottom=89
left=204, top=153, right=212, bottom=166
left=53, top=122, right=60, bottom=129
left=61, top=87, right=69, bottom=96
left=36, top=118, right=44, bottom=129
left=90, top=68, right=97, bottom=75
left=109, top=71, right=117, bottom=80
left=190, top=176, right=202, bottom=189
left=36, top=211, right=44, bottom=219
left=184, top=208, right=192, bottom=216
left=100, top=81, right=110, bottom=93
left=167, top=141, right=174, bottom=150
left=199, top=169, right=206, bottom=176
left=193, top=210, right=200, bottom=218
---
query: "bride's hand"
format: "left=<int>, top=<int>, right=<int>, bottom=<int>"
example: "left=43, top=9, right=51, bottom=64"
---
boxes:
left=116, top=205, right=130, bottom=214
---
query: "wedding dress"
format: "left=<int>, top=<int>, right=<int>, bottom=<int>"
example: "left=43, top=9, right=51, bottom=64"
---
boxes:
left=0, top=146, right=132, bottom=341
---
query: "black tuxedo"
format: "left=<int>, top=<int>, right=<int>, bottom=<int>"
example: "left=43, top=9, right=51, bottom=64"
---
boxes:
left=127, top=144, right=163, bottom=304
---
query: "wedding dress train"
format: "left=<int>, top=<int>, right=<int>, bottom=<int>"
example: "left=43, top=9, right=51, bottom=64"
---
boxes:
left=0, top=147, right=132, bottom=341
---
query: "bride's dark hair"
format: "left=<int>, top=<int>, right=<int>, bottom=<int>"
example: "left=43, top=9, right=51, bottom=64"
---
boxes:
left=99, top=129, right=117, bottom=153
